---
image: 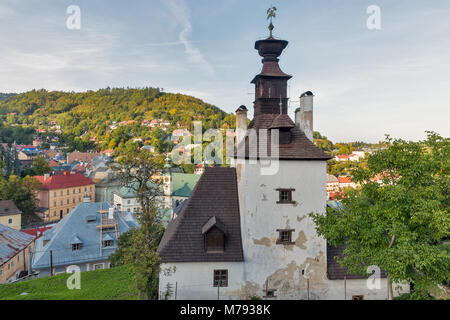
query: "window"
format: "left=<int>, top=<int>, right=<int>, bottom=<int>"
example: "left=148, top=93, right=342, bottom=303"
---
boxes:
left=79, top=188, right=81, bottom=193
left=73, top=189, right=75, bottom=194
left=60, top=191, right=63, bottom=196
left=60, top=200, right=63, bottom=205
left=127, top=200, right=131, bottom=204
left=103, top=240, right=113, bottom=248
left=53, top=201, right=56, bottom=207
left=67, top=199, right=70, bottom=204
left=67, top=208, right=69, bottom=214
left=67, top=190, right=69, bottom=195
left=213, top=270, right=228, bottom=287
left=72, top=243, right=81, bottom=251
left=54, top=192, right=57, bottom=197
left=352, top=295, right=364, bottom=300
left=276, top=229, right=295, bottom=245
left=0, top=269, right=2, bottom=276
left=276, top=188, right=295, bottom=204
left=8, top=218, right=12, bottom=224
left=205, top=228, right=225, bottom=253
left=93, top=264, right=104, bottom=270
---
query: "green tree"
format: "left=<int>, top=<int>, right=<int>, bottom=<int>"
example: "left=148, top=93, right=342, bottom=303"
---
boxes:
left=32, top=155, right=52, bottom=175
left=311, top=132, right=450, bottom=299
left=111, top=150, right=165, bottom=299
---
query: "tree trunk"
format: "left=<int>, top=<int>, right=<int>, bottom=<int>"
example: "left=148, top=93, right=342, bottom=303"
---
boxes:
left=387, top=276, right=394, bottom=300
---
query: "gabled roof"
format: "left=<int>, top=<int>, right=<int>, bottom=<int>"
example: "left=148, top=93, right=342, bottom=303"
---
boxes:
left=0, top=224, right=34, bottom=265
left=236, top=114, right=331, bottom=160
left=32, top=202, right=137, bottom=269
left=0, top=200, right=22, bottom=216
left=201, top=216, right=226, bottom=235
left=158, top=167, right=244, bottom=262
left=35, top=172, right=95, bottom=190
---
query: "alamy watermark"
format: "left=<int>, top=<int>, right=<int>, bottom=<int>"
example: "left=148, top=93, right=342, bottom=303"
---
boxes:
left=66, top=5, right=81, bottom=30
left=367, top=5, right=381, bottom=30
left=66, top=265, right=81, bottom=290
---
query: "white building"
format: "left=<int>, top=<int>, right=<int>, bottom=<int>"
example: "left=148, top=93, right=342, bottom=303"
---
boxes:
left=157, top=34, right=408, bottom=300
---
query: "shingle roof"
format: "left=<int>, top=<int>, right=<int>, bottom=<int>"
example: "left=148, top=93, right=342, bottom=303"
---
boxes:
left=236, top=114, right=331, bottom=160
left=0, top=224, right=34, bottom=265
left=35, top=172, right=95, bottom=190
left=158, top=167, right=244, bottom=262
left=0, top=200, right=22, bottom=216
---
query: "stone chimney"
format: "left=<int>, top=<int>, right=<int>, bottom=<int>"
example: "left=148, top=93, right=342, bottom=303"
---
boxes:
left=295, top=91, right=314, bottom=142
left=235, top=105, right=248, bottom=145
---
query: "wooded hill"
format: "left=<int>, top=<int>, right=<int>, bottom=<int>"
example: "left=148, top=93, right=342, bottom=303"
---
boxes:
left=0, top=88, right=235, bottom=151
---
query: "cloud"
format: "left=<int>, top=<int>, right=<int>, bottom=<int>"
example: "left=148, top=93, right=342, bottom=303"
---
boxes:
left=162, top=0, right=215, bottom=77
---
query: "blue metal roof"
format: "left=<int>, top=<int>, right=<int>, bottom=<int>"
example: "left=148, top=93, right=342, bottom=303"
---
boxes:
left=0, top=224, right=34, bottom=265
left=32, top=202, right=139, bottom=270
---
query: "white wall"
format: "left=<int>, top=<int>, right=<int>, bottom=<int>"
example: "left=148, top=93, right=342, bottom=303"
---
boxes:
left=159, top=262, right=244, bottom=300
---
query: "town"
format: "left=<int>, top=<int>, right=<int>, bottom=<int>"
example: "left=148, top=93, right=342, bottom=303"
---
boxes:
left=0, top=2, right=448, bottom=305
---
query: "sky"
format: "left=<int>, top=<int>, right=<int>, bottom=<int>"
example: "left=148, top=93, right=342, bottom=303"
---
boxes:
left=0, top=0, right=449, bottom=143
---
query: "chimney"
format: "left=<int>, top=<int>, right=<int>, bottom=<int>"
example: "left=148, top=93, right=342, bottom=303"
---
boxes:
left=44, top=173, right=50, bottom=181
left=296, top=91, right=314, bottom=142
left=235, top=105, right=248, bottom=146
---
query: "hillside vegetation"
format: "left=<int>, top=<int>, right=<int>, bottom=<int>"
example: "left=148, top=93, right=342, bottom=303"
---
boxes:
left=0, top=88, right=235, bottom=151
left=0, top=264, right=138, bottom=300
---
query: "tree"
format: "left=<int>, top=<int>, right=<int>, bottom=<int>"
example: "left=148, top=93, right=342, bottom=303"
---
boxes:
left=32, top=156, right=52, bottom=175
left=111, top=150, right=166, bottom=299
left=311, top=132, right=449, bottom=299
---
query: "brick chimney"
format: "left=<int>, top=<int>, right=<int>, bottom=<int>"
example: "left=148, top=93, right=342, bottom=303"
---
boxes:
left=295, top=91, right=314, bottom=142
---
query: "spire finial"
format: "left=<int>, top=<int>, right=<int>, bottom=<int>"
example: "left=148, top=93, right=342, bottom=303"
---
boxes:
left=266, top=5, right=277, bottom=38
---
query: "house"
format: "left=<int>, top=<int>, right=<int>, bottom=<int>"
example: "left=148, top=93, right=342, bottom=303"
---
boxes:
left=31, top=202, right=139, bottom=277
left=67, top=151, right=101, bottom=164
left=0, top=224, right=35, bottom=283
left=335, top=154, right=360, bottom=162
left=162, top=169, right=201, bottom=217
left=326, top=174, right=339, bottom=199
left=18, top=149, right=40, bottom=161
left=0, top=200, right=22, bottom=230
left=34, top=172, right=96, bottom=222
left=338, top=176, right=357, bottom=189
left=157, top=33, right=408, bottom=300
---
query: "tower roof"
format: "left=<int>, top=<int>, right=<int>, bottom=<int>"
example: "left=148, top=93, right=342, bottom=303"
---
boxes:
left=251, top=38, right=292, bottom=84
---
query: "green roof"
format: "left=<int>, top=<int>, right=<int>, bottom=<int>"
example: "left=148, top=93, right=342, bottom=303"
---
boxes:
left=116, top=181, right=161, bottom=198
left=172, top=173, right=200, bottom=197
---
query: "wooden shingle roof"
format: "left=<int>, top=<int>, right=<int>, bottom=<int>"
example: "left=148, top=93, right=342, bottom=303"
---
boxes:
left=158, top=167, right=244, bottom=262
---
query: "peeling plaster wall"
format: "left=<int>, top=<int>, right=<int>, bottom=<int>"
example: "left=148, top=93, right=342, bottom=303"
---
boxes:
left=234, top=160, right=329, bottom=299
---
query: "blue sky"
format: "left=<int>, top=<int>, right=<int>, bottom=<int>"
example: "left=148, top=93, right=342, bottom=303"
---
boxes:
left=1, top=0, right=449, bottom=142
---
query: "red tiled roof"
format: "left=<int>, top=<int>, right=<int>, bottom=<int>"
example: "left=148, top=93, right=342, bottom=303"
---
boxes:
left=338, top=176, right=353, bottom=183
left=22, top=227, right=52, bottom=239
left=34, top=172, right=94, bottom=190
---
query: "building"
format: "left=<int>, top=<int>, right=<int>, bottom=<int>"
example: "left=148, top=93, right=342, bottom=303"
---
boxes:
left=0, top=200, right=22, bottom=230
left=335, top=154, right=360, bottom=162
left=31, top=202, right=138, bottom=277
left=67, top=151, right=101, bottom=164
left=157, top=32, right=408, bottom=300
left=0, top=224, right=35, bottom=283
left=18, top=149, right=40, bottom=161
left=326, top=174, right=339, bottom=199
left=338, top=176, right=357, bottom=189
left=163, top=170, right=201, bottom=217
left=34, top=172, right=96, bottom=222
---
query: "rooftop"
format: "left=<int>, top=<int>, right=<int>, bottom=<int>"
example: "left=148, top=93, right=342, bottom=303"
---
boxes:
left=0, top=224, right=34, bottom=265
left=0, top=200, right=22, bottom=216
left=34, top=172, right=95, bottom=190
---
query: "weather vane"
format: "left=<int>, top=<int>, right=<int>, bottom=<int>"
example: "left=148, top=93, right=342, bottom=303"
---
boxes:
left=267, top=5, right=277, bottom=38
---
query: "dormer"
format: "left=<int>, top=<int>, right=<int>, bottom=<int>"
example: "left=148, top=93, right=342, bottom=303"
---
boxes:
left=202, top=216, right=226, bottom=254
left=269, top=114, right=296, bottom=144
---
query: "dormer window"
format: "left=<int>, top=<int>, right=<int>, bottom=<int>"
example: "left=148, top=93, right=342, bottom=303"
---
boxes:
left=103, top=240, right=113, bottom=248
left=72, top=243, right=81, bottom=251
left=202, top=216, right=226, bottom=253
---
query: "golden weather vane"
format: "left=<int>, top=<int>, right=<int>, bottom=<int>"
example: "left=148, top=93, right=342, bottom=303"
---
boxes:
left=266, top=5, right=277, bottom=37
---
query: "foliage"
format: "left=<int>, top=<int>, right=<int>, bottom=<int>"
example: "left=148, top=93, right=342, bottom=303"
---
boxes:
left=311, top=132, right=450, bottom=299
left=0, top=88, right=230, bottom=150
left=0, top=264, right=138, bottom=300
left=0, top=175, right=42, bottom=227
left=111, top=150, right=166, bottom=299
